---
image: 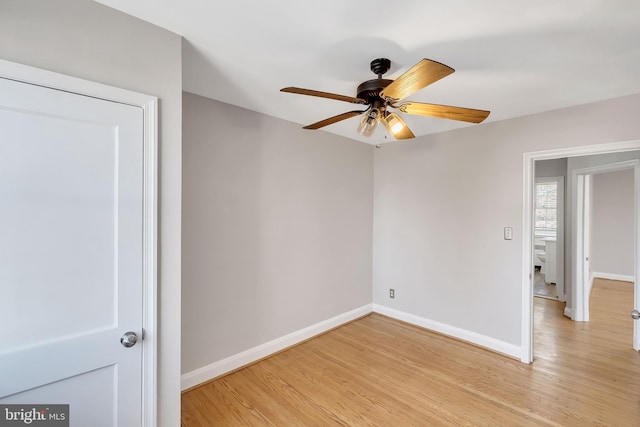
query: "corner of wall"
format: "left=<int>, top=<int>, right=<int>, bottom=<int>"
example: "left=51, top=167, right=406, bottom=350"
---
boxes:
left=371, top=304, right=521, bottom=360
left=181, top=304, right=372, bottom=391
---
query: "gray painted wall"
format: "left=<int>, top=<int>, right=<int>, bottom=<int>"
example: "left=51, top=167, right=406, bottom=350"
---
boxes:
left=181, top=92, right=373, bottom=373
left=591, top=169, right=634, bottom=276
left=536, top=158, right=567, bottom=178
left=0, top=1, right=183, bottom=424
left=373, top=93, right=640, bottom=346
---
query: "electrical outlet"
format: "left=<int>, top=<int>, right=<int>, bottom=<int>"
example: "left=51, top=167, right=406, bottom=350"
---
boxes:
left=390, top=288, right=395, bottom=299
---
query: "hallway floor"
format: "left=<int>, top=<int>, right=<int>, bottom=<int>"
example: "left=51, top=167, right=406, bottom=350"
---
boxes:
left=534, top=270, right=557, bottom=299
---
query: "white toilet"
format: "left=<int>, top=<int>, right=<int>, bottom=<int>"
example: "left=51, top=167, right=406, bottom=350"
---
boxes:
left=535, top=249, right=546, bottom=273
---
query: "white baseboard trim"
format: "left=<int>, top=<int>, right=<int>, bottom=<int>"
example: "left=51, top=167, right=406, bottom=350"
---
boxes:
left=180, top=304, right=372, bottom=391
left=372, top=304, right=520, bottom=359
left=563, top=306, right=574, bottom=319
left=592, top=271, right=635, bottom=283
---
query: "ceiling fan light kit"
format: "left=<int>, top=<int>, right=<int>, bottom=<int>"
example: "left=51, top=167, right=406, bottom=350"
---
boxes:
left=357, top=108, right=379, bottom=137
left=281, top=57, right=490, bottom=141
left=383, top=112, right=413, bottom=139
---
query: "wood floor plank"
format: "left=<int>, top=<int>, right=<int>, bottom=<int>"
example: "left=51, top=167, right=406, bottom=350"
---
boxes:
left=182, top=279, right=640, bottom=426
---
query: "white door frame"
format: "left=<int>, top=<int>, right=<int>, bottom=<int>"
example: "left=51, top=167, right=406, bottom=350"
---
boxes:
left=574, top=172, right=592, bottom=321
left=521, top=140, right=640, bottom=363
left=0, top=59, right=158, bottom=425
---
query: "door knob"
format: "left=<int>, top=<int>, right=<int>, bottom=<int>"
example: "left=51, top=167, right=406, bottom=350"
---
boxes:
left=120, top=331, right=138, bottom=348
left=632, top=310, right=640, bottom=320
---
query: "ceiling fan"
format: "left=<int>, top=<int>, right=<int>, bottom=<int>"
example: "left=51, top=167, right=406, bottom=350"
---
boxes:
left=281, top=58, right=490, bottom=140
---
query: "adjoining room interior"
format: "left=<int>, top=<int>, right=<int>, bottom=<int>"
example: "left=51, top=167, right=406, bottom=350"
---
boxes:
left=2, top=1, right=640, bottom=426
left=533, top=153, right=637, bottom=305
left=533, top=160, right=565, bottom=300
left=529, top=153, right=638, bottom=406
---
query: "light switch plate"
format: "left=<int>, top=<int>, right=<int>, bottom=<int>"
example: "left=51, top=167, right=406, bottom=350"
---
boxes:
left=504, top=227, right=513, bottom=240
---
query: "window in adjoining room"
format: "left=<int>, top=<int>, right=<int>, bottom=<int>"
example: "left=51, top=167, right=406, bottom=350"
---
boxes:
left=535, top=181, right=558, bottom=236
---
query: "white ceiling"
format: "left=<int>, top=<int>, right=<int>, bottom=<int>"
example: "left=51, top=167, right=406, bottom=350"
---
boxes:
left=96, top=0, right=640, bottom=144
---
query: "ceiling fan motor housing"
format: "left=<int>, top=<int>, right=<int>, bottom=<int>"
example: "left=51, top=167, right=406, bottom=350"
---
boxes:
left=357, top=79, right=392, bottom=104
left=357, top=58, right=393, bottom=105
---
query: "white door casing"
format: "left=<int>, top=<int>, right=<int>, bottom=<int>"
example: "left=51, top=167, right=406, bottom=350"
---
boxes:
left=0, top=60, right=157, bottom=426
left=574, top=173, right=591, bottom=321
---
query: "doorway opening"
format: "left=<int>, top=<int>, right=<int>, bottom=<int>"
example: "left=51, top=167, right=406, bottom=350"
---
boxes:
left=573, top=162, right=638, bottom=334
left=521, top=140, right=640, bottom=363
left=533, top=175, right=564, bottom=301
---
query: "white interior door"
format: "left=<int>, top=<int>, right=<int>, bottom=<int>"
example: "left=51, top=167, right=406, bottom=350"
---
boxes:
left=0, top=76, right=144, bottom=426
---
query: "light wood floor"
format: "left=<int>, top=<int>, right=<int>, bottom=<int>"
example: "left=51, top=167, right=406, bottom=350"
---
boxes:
left=182, top=279, right=640, bottom=426
left=533, top=270, right=558, bottom=300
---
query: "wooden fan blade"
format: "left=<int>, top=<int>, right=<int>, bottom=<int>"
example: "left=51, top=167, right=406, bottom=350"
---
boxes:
left=382, top=112, right=415, bottom=140
left=394, top=101, right=490, bottom=123
left=380, top=59, right=454, bottom=101
left=303, top=110, right=366, bottom=130
left=281, top=87, right=366, bottom=104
